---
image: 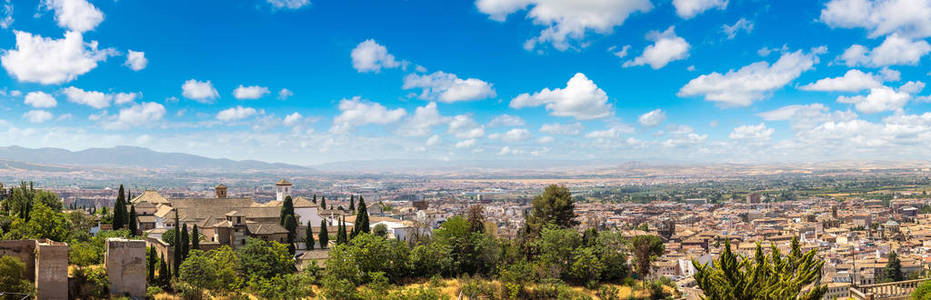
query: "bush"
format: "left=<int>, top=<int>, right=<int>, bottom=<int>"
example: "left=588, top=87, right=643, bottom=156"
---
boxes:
left=146, top=286, right=164, bottom=299
left=914, top=280, right=931, bottom=300
left=598, top=285, right=622, bottom=300
left=0, top=256, right=33, bottom=298
left=73, top=266, right=108, bottom=298
left=459, top=275, right=497, bottom=299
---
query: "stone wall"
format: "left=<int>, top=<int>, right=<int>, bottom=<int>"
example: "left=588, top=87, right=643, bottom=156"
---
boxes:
left=0, top=240, right=37, bottom=280
left=105, top=238, right=147, bottom=298
left=35, top=240, right=68, bottom=300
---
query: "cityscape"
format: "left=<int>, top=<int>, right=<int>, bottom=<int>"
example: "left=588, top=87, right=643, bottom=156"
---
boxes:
left=3, top=0, right=931, bottom=299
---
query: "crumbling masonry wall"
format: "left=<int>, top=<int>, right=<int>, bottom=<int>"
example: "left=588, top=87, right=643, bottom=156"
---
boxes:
left=105, top=238, right=146, bottom=298
left=0, top=239, right=68, bottom=300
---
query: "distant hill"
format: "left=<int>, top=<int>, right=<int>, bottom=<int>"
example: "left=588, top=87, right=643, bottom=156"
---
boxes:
left=0, top=146, right=310, bottom=171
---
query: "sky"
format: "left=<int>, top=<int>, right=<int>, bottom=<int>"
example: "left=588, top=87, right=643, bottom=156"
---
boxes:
left=1, top=0, right=931, bottom=165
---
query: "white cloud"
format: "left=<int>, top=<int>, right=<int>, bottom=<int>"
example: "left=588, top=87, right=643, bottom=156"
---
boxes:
left=623, top=26, right=690, bottom=69
left=351, top=39, right=401, bottom=73
left=402, top=71, right=496, bottom=102
left=278, top=88, right=293, bottom=100
left=23, top=110, right=53, bottom=123
left=879, top=67, right=900, bottom=81
left=489, top=128, right=531, bottom=142
left=182, top=79, right=219, bottom=103
left=455, top=138, right=477, bottom=148
left=837, top=86, right=911, bottom=113
left=838, top=34, right=931, bottom=67
left=0, top=1, right=12, bottom=29
left=42, top=0, right=104, bottom=32
left=537, top=136, right=555, bottom=143
left=819, top=0, right=931, bottom=39
left=585, top=125, right=634, bottom=139
left=61, top=86, right=108, bottom=109
left=330, top=97, right=406, bottom=133
left=24, top=91, right=57, bottom=108
left=448, top=114, right=485, bottom=139
left=124, top=50, right=147, bottom=71
left=217, top=106, right=259, bottom=121
left=799, top=69, right=883, bottom=92
left=476, top=0, right=653, bottom=51
left=678, top=48, right=822, bottom=107
left=399, top=102, right=445, bottom=136
left=722, top=18, right=753, bottom=39
left=638, top=109, right=666, bottom=127
left=425, top=135, right=440, bottom=146
left=267, top=0, right=310, bottom=10
left=662, top=132, right=707, bottom=147
left=729, top=123, right=773, bottom=144
left=510, top=73, right=613, bottom=120
left=489, top=114, right=525, bottom=127
left=105, top=102, right=166, bottom=129
left=1, top=31, right=115, bottom=85
left=233, top=85, right=270, bottom=100
left=283, top=112, right=302, bottom=126
left=540, top=122, right=583, bottom=135
left=610, top=45, right=631, bottom=59
left=673, top=0, right=727, bottom=19
left=497, top=146, right=524, bottom=155
left=113, top=92, right=139, bottom=105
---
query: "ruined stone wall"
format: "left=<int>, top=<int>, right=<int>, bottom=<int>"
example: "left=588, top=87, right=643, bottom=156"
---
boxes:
left=105, top=238, right=147, bottom=298
left=35, top=240, right=68, bottom=300
left=0, top=240, right=37, bottom=281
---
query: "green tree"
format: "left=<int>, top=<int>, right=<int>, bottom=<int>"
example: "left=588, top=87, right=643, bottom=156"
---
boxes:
left=629, top=235, right=664, bottom=282
left=181, top=223, right=190, bottom=260
left=320, top=196, right=326, bottom=211
left=305, top=220, right=315, bottom=250
left=353, top=195, right=370, bottom=237
left=284, top=215, right=297, bottom=255
left=349, top=195, right=356, bottom=213
left=280, top=196, right=295, bottom=226
left=312, top=194, right=317, bottom=204
left=373, top=223, right=388, bottom=238
left=0, top=256, right=34, bottom=298
left=4, top=202, right=71, bottom=241
left=128, top=204, right=137, bottom=236
left=319, top=219, right=329, bottom=249
left=337, top=217, right=348, bottom=244
left=178, top=247, right=243, bottom=294
left=433, top=216, right=498, bottom=276
left=157, top=254, right=170, bottom=288
left=147, top=246, right=156, bottom=283
left=466, top=205, right=486, bottom=234
left=237, top=238, right=295, bottom=279
left=172, top=211, right=181, bottom=277
left=524, top=185, right=579, bottom=236
left=692, top=240, right=826, bottom=300
left=882, top=251, right=904, bottom=283
left=191, top=225, right=200, bottom=250
left=913, top=280, right=931, bottom=299
left=113, top=184, right=126, bottom=230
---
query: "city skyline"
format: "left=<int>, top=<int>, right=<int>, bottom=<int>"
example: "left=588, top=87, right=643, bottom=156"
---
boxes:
left=1, top=0, right=931, bottom=165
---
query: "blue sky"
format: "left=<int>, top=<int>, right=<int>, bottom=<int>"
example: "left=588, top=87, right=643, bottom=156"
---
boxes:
left=1, top=0, right=931, bottom=165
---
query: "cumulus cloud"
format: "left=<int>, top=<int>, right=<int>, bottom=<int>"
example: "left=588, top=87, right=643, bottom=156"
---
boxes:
left=425, top=135, right=441, bottom=146
left=267, top=0, right=310, bottom=10
left=800, top=69, right=884, bottom=92
left=475, top=0, right=653, bottom=51
left=819, top=0, right=931, bottom=39
left=233, top=85, right=270, bottom=100
left=182, top=79, right=219, bottom=103
left=42, top=0, right=104, bottom=32
left=402, top=71, right=496, bottom=102
left=278, top=88, right=293, bottom=100
left=673, top=0, right=727, bottom=19
left=729, top=123, right=773, bottom=144
left=540, top=122, right=583, bottom=135
left=217, top=106, right=259, bottom=121
left=510, top=73, right=613, bottom=120
left=399, top=102, right=445, bottom=136
left=455, top=138, right=477, bottom=148
left=448, top=114, right=485, bottom=139
left=105, top=102, right=166, bottom=129
left=722, top=18, right=753, bottom=39
left=838, top=34, right=931, bottom=67
left=638, top=109, right=666, bottom=127
left=23, top=110, right=53, bottom=123
left=124, top=50, right=147, bottom=71
left=1, top=31, right=115, bottom=85
left=489, top=128, right=531, bottom=142
left=623, top=26, right=690, bottom=69
left=837, top=85, right=912, bottom=113
left=283, top=112, right=302, bottom=126
left=330, top=97, right=406, bottom=133
left=678, top=48, right=823, bottom=107
left=61, top=87, right=140, bottom=109
left=537, top=136, right=555, bottom=143
left=585, top=125, right=634, bottom=139
left=351, top=39, right=401, bottom=73
left=489, top=114, right=525, bottom=127
left=497, top=145, right=525, bottom=155
left=24, top=91, right=57, bottom=108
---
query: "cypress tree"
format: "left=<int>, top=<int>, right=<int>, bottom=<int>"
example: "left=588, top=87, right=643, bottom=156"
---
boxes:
left=180, top=223, right=190, bottom=260
left=318, top=219, right=329, bottom=249
left=172, top=211, right=181, bottom=276
left=113, top=184, right=126, bottom=229
left=280, top=196, right=295, bottom=226
left=349, top=195, right=355, bottom=213
left=191, top=225, right=200, bottom=250
left=355, top=195, right=370, bottom=235
left=158, top=254, right=169, bottom=287
left=305, top=220, right=314, bottom=250
left=129, top=205, right=138, bottom=236
left=312, top=194, right=317, bottom=204
left=284, top=215, right=297, bottom=255
left=147, top=246, right=155, bottom=283
left=320, top=196, right=326, bottom=211
left=338, top=217, right=348, bottom=244
left=883, top=251, right=904, bottom=282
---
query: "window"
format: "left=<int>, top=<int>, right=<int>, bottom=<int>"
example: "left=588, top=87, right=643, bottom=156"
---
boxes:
left=241, top=239, right=246, bottom=245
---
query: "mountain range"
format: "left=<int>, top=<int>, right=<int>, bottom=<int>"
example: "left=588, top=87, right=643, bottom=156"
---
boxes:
left=0, top=146, right=310, bottom=171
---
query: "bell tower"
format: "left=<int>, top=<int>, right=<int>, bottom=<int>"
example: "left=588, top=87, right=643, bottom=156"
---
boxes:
left=215, top=184, right=227, bottom=198
left=275, top=179, right=292, bottom=202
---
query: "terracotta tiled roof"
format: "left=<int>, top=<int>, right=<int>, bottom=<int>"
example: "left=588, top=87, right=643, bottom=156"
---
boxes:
left=131, top=190, right=170, bottom=205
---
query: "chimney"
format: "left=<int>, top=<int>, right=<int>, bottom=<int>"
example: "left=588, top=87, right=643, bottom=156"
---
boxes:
left=215, top=184, right=227, bottom=198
